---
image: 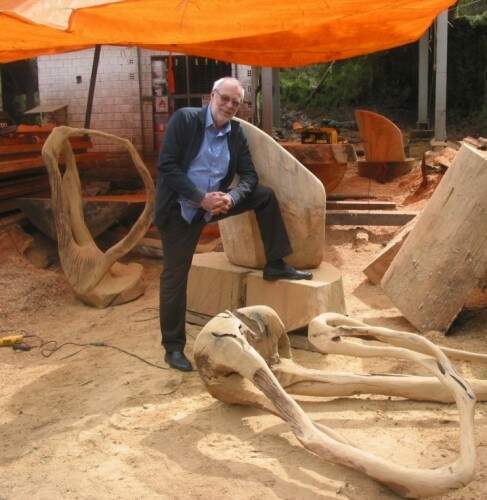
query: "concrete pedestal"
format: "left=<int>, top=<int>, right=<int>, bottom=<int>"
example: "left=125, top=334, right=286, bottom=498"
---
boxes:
left=187, top=252, right=346, bottom=331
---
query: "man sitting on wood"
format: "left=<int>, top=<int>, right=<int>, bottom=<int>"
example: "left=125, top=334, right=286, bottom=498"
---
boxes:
left=156, top=77, right=312, bottom=372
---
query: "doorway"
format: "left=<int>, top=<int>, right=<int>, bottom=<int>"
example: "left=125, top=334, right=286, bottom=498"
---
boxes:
left=151, top=55, right=231, bottom=150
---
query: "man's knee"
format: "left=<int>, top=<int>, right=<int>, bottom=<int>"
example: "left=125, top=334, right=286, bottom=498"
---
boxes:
left=252, top=184, right=276, bottom=204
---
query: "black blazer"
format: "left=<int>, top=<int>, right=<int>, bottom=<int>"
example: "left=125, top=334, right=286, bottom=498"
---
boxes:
left=154, top=106, right=258, bottom=227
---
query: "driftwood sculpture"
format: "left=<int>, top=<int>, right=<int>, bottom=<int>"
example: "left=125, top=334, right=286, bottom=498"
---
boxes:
left=194, top=306, right=487, bottom=498
left=42, top=126, right=154, bottom=307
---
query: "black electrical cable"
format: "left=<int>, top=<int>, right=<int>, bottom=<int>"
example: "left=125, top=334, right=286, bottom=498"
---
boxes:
left=23, top=333, right=170, bottom=370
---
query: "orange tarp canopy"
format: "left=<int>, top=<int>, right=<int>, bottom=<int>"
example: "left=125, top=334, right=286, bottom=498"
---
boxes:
left=0, top=0, right=455, bottom=66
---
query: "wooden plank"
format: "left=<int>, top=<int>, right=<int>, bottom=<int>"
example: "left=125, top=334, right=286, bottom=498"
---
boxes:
left=0, top=137, right=92, bottom=157
left=328, top=193, right=377, bottom=200
left=326, top=200, right=396, bottom=210
left=326, top=210, right=417, bottom=226
left=0, top=151, right=107, bottom=179
left=381, top=144, right=487, bottom=333
left=0, top=176, right=49, bottom=200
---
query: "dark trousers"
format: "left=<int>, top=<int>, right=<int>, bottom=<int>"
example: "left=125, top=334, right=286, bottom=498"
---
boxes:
left=158, top=185, right=292, bottom=352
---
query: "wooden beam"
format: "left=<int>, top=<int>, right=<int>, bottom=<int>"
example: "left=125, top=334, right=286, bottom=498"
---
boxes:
left=0, top=175, right=49, bottom=200
left=326, top=200, right=396, bottom=211
left=326, top=210, right=417, bottom=226
left=0, top=137, right=92, bottom=157
left=0, top=151, right=107, bottom=179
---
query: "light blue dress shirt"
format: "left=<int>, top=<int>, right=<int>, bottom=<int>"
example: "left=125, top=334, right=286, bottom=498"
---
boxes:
left=179, top=108, right=231, bottom=223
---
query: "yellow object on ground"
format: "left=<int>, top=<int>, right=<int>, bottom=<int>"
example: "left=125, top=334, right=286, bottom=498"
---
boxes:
left=0, top=335, right=24, bottom=347
left=0, top=0, right=455, bottom=66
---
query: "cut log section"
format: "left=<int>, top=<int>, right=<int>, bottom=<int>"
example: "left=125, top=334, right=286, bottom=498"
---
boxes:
left=381, top=144, right=487, bottom=333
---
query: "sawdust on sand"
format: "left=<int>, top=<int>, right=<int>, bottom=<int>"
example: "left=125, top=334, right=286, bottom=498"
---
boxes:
left=1, top=164, right=487, bottom=500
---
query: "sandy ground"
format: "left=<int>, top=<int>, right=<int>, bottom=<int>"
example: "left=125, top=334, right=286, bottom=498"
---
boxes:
left=1, top=164, right=487, bottom=500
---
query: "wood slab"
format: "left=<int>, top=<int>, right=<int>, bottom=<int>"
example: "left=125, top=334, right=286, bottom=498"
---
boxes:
left=357, top=158, right=415, bottom=183
left=326, top=210, right=417, bottom=226
left=0, top=137, right=92, bottom=157
left=381, top=144, right=487, bottom=333
left=363, top=219, right=416, bottom=284
left=279, top=142, right=357, bottom=192
left=355, top=109, right=407, bottom=162
left=326, top=200, right=396, bottom=210
left=218, top=119, right=326, bottom=269
left=0, top=175, right=50, bottom=200
left=0, top=151, right=107, bottom=179
left=16, top=197, right=136, bottom=240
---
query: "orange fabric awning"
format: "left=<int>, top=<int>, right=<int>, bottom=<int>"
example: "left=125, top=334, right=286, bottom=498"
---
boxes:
left=0, top=0, right=455, bottom=66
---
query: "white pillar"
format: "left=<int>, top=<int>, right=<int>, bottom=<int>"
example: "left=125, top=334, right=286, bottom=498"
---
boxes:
left=417, top=30, right=429, bottom=128
left=434, top=10, right=448, bottom=141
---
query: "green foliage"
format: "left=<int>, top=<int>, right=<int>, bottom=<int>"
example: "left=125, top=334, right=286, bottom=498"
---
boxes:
left=280, top=44, right=418, bottom=113
left=280, top=12, right=486, bottom=134
left=448, top=12, right=487, bottom=121
left=281, top=58, right=373, bottom=111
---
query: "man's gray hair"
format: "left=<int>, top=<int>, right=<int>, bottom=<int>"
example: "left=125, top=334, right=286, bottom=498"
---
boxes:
left=212, top=77, right=245, bottom=100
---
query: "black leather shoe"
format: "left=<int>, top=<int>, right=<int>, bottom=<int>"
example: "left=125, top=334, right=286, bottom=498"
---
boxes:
left=164, top=351, right=193, bottom=372
left=263, top=262, right=313, bottom=281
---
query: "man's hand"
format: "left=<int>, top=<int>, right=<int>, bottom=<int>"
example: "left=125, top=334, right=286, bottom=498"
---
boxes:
left=201, top=192, right=233, bottom=215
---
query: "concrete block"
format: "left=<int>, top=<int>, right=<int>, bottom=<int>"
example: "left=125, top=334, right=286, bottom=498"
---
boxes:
left=187, top=253, right=253, bottom=317
left=246, top=262, right=346, bottom=331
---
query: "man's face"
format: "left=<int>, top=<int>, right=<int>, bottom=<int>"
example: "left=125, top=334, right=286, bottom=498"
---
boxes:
left=209, top=82, right=242, bottom=128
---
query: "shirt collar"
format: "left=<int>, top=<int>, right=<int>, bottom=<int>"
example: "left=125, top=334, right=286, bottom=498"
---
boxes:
left=206, top=107, right=231, bottom=135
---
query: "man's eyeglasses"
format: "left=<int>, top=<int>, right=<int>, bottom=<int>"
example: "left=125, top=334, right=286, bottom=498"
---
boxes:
left=214, top=89, right=242, bottom=108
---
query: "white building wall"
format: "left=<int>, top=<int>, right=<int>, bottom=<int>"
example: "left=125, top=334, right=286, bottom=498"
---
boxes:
left=37, top=47, right=253, bottom=155
left=38, top=46, right=142, bottom=152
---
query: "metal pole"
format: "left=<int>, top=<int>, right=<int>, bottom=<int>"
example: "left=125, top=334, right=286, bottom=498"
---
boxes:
left=434, top=11, right=448, bottom=141
left=84, top=44, right=101, bottom=129
left=417, top=30, right=429, bottom=128
left=137, top=47, right=146, bottom=154
left=262, top=67, right=273, bottom=134
left=272, top=68, right=280, bottom=129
